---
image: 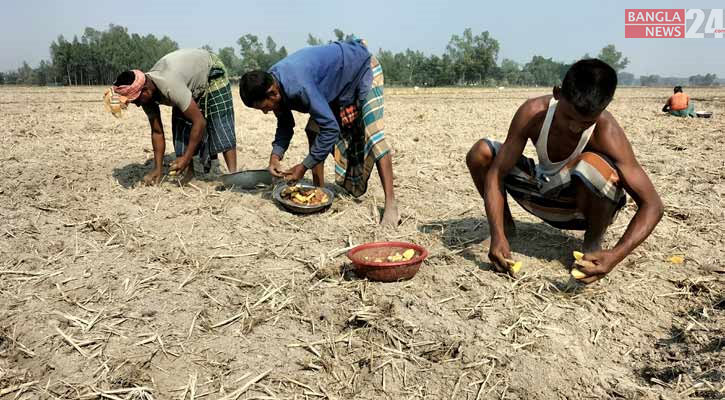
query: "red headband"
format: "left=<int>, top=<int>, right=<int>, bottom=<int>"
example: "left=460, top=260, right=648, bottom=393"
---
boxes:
left=112, top=70, right=146, bottom=101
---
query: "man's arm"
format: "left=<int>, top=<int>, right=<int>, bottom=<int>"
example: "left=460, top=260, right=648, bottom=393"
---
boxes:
left=484, top=101, right=536, bottom=269
left=170, top=99, right=206, bottom=171
left=149, top=113, right=165, bottom=171
left=578, top=118, right=664, bottom=281
left=662, top=96, right=672, bottom=112
left=269, top=109, right=295, bottom=177
left=281, top=87, right=340, bottom=182
left=142, top=103, right=165, bottom=185
left=301, top=87, right=340, bottom=169
left=272, top=108, right=295, bottom=159
left=158, top=78, right=205, bottom=172
left=605, top=121, right=664, bottom=261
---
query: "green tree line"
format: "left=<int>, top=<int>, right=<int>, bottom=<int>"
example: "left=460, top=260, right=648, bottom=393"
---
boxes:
left=0, top=25, right=718, bottom=88
left=1, top=25, right=178, bottom=86
left=638, top=73, right=719, bottom=87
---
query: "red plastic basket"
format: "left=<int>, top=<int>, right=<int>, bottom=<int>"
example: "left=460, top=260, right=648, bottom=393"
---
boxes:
left=347, top=242, right=429, bottom=282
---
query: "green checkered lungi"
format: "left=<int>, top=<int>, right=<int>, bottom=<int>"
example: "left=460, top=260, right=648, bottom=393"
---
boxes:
left=333, top=55, right=390, bottom=197
left=669, top=102, right=696, bottom=117
left=172, top=53, right=236, bottom=171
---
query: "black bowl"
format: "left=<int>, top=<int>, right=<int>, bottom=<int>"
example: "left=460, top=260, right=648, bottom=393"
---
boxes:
left=221, top=169, right=277, bottom=190
left=272, top=182, right=335, bottom=214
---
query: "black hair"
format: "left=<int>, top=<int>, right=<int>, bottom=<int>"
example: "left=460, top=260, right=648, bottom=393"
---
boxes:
left=239, top=70, right=275, bottom=107
left=674, top=86, right=683, bottom=93
left=560, top=59, right=617, bottom=116
left=113, top=70, right=136, bottom=86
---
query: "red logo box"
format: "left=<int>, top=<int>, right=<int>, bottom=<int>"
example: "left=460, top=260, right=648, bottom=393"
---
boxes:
left=625, top=25, right=685, bottom=38
left=625, top=9, right=684, bottom=24
left=625, top=9, right=685, bottom=38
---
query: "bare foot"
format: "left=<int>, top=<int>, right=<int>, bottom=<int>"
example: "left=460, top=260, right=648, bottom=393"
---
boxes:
left=380, top=201, right=400, bottom=228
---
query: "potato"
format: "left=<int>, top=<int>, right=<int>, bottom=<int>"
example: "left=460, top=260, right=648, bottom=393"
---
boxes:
left=504, top=258, right=523, bottom=274
left=387, top=252, right=403, bottom=262
left=571, top=268, right=587, bottom=279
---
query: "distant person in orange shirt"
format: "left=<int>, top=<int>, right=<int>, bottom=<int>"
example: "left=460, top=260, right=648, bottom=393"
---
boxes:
left=662, top=86, right=695, bottom=117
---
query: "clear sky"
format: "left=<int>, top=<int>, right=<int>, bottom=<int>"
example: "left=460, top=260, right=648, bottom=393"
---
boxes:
left=2, top=0, right=723, bottom=77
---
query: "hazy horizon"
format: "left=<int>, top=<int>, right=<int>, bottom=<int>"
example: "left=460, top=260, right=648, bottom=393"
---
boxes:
left=3, top=0, right=724, bottom=78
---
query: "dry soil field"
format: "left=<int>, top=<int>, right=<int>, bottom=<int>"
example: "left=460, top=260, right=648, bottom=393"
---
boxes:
left=1, top=86, right=723, bottom=399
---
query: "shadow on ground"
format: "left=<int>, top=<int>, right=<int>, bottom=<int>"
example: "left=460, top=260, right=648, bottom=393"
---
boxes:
left=418, top=216, right=581, bottom=271
left=113, top=155, right=224, bottom=188
left=637, top=287, right=724, bottom=399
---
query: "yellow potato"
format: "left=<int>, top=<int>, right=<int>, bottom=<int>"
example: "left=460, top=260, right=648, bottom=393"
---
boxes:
left=571, top=268, right=587, bottom=279
left=293, top=193, right=309, bottom=203
left=387, top=252, right=403, bottom=262
left=402, top=249, right=415, bottom=260
left=168, top=170, right=177, bottom=176
left=572, top=251, right=595, bottom=279
left=505, top=258, right=523, bottom=274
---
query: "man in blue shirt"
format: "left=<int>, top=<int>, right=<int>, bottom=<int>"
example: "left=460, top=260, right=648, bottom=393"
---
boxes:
left=240, top=39, right=399, bottom=226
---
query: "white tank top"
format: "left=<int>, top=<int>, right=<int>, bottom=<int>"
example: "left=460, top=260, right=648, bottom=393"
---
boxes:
left=535, top=98, right=595, bottom=176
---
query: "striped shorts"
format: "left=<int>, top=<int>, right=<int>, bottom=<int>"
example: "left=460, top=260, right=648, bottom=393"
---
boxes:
left=484, top=139, right=626, bottom=230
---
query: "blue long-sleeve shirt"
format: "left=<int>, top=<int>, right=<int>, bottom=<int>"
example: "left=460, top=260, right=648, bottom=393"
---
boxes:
left=268, top=40, right=373, bottom=169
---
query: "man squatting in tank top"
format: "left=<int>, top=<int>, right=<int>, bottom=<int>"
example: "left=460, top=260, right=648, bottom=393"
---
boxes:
left=466, top=59, right=664, bottom=284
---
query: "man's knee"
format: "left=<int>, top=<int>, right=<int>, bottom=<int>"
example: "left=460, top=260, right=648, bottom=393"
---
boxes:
left=466, top=139, right=494, bottom=171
